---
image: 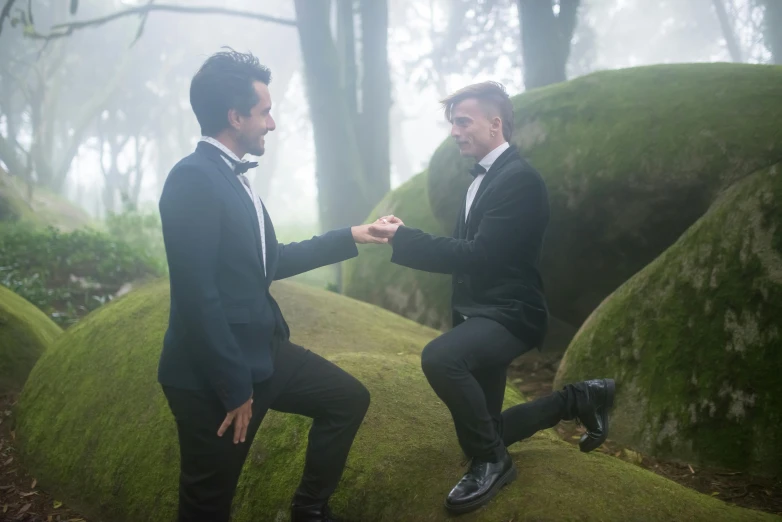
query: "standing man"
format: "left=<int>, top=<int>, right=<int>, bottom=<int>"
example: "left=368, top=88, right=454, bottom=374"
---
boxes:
left=370, top=82, right=615, bottom=514
left=158, top=49, right=384, bottom=522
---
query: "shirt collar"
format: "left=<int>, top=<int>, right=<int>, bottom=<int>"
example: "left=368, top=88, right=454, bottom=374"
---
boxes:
left=199, top=136, right=242, bottom=171
left=478, top=141, right=510, bottom=173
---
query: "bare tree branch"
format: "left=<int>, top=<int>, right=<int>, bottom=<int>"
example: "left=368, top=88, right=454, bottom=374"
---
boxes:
left=32, top=3, right=296, bottom=40
left=0, top=0, right=19, bottom=36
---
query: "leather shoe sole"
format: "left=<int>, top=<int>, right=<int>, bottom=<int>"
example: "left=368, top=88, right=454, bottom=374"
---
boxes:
left=443, top=462, right=518, bottom=515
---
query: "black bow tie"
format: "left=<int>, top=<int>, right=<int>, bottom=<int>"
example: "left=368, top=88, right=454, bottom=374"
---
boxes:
left=469, top=163, right=487, bottom=178
left=222, top=154, right=258, bottom=175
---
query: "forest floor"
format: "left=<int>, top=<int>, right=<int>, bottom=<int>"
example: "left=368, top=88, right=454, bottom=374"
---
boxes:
left=1, top=355, right=780, bottom=521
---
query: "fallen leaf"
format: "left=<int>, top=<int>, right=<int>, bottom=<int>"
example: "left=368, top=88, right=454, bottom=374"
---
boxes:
left=570, top=434, right=580, bottom=440
left=3, top=457, right=12, bottom=465
left=19, top=491, right=38, bottom=497
left=2, top=504, right=7, bottom=513
left=688, top=464, right=695, bottom=474
left=18, top=503, right=31, bottom=514
left=711, top=492, right=720, bottom=496
left=31, top=479, right=36, bottom=489
left=53, top=500, right=62, bottom=509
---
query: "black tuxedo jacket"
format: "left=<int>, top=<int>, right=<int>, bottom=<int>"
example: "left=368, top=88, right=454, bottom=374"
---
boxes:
left=157, top=141, right=357, bottom=411
left=390, top=145, right=550, bottom=347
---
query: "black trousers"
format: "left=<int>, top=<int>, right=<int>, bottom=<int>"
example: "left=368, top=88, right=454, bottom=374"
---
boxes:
left=421, top=317, right=578, bottom=462
left=162, top=340, right=370, bottom=522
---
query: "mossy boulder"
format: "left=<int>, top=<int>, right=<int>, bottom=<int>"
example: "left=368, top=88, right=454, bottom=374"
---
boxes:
left=555, top=162, right=782, bottom=476
left=0, top=167, right=92, bottom=230
left=427, top=63, right=782, bottom=327
left=0, top=284, right=61, bottom=393
left=15, top=280, right=775, bottom=521
left=343, top=171, right=452, bottom=330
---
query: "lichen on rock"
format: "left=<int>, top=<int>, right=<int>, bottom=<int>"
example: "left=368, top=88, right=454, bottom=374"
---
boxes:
left=427, top=62, right=782, bottom=327
left=555, top=162, right=782, bottom=476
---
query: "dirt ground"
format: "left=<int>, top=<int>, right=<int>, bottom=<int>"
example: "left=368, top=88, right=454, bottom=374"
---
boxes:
left=1, top=356, right=780, bottom=520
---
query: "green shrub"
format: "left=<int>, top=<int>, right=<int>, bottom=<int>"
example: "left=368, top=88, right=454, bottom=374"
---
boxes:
left=105, top=206, right=167, bottom=273
left=0, top=223, right=163, bottom=326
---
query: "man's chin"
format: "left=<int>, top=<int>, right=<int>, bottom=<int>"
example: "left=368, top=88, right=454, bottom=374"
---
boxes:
left=248, top=147, right=265, bottom=157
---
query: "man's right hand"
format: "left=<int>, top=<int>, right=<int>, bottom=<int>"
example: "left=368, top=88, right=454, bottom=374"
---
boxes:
left=217, top=395, right=253, bottom=443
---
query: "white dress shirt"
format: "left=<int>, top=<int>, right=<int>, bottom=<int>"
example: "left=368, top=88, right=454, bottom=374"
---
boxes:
left=199, top=136, right=266, bottom=275
left=465, top=141, right=510, bottom=221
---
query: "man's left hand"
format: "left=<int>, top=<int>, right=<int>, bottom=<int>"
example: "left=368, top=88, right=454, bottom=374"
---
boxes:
left=352, top=224, right=389, bottom=244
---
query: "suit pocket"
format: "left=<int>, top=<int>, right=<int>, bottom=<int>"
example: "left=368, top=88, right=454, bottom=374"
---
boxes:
left=224, top=306, right=251, bottom=324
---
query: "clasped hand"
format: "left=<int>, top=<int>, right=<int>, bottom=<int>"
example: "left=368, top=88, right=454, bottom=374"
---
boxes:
left=351, top=215, right=404, bottom=244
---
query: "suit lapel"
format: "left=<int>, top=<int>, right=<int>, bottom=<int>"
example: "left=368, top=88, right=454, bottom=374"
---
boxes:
left=198, top=145, right=267, bottom=276
left=261, top=203, right=277, bottom=283
left=465, top=145, right=518, bottom=233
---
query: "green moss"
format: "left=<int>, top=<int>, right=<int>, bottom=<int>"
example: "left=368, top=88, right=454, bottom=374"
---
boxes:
left=555, top=162, right=782, bottom=475
left=0, top=167, right=93, bottom=230
left=427, top=63, right=782, bottom=326
left=15, top=280, right=775, bottom=521
left=343, top=171, right=452, bottom=330
left=0, top=284, right=62, bottom=393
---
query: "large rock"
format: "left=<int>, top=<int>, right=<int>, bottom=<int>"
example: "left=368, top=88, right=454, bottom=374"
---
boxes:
left=0, top=167, right=92, bottom=230
left=343, top=171, right=452, bottom=330
left=555, top=162, right=782, bottom=476
left=427, top=63, right=782, bottom=327
left=0, top=284, right=61, bottom=393
left=15, top=280, right=773, bottom=521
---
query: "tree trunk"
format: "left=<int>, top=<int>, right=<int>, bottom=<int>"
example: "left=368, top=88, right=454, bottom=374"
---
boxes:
left=337, top=0, right=358, bottom=119
left=293, top=0, right=367, bottom=231
left=712, top=0, right=742, bottom=62
left=517, top=0, right=580, bottom=89
left=358, top=0, right=390, bottom=208
left=762, top=0, right=782, bottom=64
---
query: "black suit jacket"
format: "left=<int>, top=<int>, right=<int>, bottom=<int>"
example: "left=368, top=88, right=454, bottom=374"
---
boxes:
left=390, top=145, right=550, bottom=347
left=157, top=141, right=358, bottom=411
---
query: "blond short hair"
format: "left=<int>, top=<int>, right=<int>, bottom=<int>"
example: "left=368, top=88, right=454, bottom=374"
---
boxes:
left=440, top=81, right=513, bottom=141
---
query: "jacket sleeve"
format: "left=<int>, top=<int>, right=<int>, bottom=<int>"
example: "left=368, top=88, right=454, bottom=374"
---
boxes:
left=390, top=174, right=543, bottom=274
left=273, top=227, right=358, bottom=280
left=159, top=166, right=253, bottom=412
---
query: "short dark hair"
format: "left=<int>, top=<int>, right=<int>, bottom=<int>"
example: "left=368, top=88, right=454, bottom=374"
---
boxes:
left=190, top=48, right=272, bottom=136
left=441, top=81, right=514, bottom=141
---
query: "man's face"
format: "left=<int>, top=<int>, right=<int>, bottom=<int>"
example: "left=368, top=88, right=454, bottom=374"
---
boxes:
left=449, top=98, right=498, bottom=160
left=235, top=81, right=275, bottom=157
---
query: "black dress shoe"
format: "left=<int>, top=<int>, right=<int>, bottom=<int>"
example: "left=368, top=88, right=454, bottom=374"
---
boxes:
left=574, top=378, right=615, bottom=452
left=444, top=450, right=517, bottom=514
left=290, top=500, right=343, bottom=522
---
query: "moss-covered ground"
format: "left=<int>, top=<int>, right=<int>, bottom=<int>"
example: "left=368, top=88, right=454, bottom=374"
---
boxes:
left=14, top=280, right=777, bottom=521
left=0, top=284, right=62, bottom=393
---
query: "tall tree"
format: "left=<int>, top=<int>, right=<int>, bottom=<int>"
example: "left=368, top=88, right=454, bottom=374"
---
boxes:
left=517, top=0, right=580, bottom=89
left=292, top=0, right=390, bottom=235
left=759, top=0, right=781, bottom=63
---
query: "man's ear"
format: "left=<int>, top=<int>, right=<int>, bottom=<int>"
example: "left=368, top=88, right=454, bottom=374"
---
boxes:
left=227, top=108, right=242, bottom=130
left=491, top=116, right=502, bottom=135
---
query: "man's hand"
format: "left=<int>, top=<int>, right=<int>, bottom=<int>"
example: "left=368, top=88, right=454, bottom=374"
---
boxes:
left=217, top=396, right=253, bottom=444
left=352, top=224, right=389, bottom=244
left=367, top=222, right=400, bottom=240
left=373, top=214, right=405, bottom=226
